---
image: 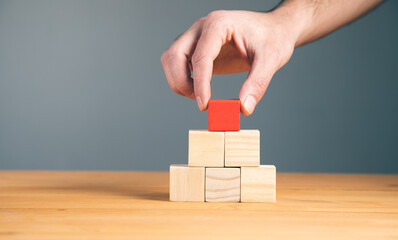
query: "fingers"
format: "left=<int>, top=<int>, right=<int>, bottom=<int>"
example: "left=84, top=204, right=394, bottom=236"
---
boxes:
left=161, top=50, right=194, bottom=99
left=239, top=49, right=280, bottom=116
left=162, top=12, right=234, bottom=110
left=191, top=21, right=227, bottom=110
left=161, top=20, right=204, bottom=100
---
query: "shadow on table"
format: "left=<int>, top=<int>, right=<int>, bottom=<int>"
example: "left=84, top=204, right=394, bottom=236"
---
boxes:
left=12, top=171, right=171, bottom=202
left=30, top=183, right=169, bottom=202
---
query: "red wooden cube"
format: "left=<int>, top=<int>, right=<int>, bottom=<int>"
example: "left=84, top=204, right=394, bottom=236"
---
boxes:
left=208, top=99, right=240, bottom=131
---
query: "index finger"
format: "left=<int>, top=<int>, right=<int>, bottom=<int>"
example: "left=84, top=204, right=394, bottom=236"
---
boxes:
left=191, top=24, right=226, bottom=111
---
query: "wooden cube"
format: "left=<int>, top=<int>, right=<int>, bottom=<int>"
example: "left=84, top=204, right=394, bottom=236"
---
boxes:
left=225, top=130, right=260, bottom=167
left=169, top=164, right=205, bottom=202
left=205, top=168, right=240, bottom=202
left=241, top=165, right=276, bottom=203
left=208, top=99, right=240, bottom=131
left=188, top=130, right=224, bottom=167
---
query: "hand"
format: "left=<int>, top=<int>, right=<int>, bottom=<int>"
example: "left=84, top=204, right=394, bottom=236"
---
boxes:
left=161, top=0, right=383, bottom=115
left=161, top=10, right=300, bottom=115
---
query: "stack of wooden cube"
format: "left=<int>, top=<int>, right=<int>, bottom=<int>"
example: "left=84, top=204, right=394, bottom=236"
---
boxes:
left=170, top=99, right=276, bottom=203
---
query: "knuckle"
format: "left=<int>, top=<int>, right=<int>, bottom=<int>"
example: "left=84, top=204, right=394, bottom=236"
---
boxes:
left=160, top=51, right=168, bottom=64
left=161, top=49, right=172, bottom=62
left=207, top=10, right=226, bottom=19
left=252, top=77, right=269, bottom=95
left=203, top=12, right=234, bottom=36
left=205, top=11, right=231, bottom=26
left=191, top=52, right=208, bottom=65
left=169, top=82, right=180, bottom=94
left=194, top=17, right=206, bottom=26
left=161, top=48, right=179, bottom=64
left=209, top=19, right=229, bottom=32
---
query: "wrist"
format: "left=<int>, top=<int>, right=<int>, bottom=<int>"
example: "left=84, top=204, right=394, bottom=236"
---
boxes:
left=270, top=0, right=315, bottom=47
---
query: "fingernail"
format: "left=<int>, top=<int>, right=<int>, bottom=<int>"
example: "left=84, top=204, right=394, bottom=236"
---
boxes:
left=243, top=95, right=257, bottom=115
left=196, top=96, right=203, bottom=110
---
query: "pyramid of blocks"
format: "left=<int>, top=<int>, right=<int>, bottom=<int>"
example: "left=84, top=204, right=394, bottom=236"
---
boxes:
left=169, top=99, right=276, bottom=203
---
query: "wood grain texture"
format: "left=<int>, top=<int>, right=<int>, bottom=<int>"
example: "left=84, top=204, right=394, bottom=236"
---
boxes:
left=225, top=130, right=260, bottom=167
left=241, top=165, right=276, bottom=202
left=0, top=171, right=397, bottom=240
left=188, top=130, right=224, bottom=167
left=169, top=164, right=205, bottom=202
left=205, top=168, right=240, bottom=202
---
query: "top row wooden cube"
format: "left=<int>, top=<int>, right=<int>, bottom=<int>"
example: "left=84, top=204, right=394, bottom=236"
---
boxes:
left=208, top=99, right=240, bottom=131
left=188, top=130, right=260, bottom=167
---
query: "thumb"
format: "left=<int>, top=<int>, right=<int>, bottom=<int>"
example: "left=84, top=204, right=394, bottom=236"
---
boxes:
left=239, top=51, right=278, bottom=116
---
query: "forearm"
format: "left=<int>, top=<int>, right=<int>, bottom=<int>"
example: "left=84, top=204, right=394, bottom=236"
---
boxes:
left=272, top=0, right=384, bottom=47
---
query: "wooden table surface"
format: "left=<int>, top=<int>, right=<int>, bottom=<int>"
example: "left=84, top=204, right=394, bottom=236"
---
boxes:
left=0, top=171, right=397, bottom=240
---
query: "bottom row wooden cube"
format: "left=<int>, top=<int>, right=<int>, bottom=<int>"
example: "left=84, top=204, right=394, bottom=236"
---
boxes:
left=206, top=168, right=240, bottom=202
left=170, top=164, right=276, bottom=203
left=241, top=165, right=276, bottom=202
left=169, top=164, right=205, bottom=202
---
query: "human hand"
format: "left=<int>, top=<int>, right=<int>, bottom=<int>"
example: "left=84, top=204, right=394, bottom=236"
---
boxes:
left=161, top=10, right=301, bottom=115
left=162, top=0, right=383, bottom=115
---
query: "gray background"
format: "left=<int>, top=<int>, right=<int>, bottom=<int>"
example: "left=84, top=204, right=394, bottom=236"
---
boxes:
left=0, top=0, right=397, bottom=173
